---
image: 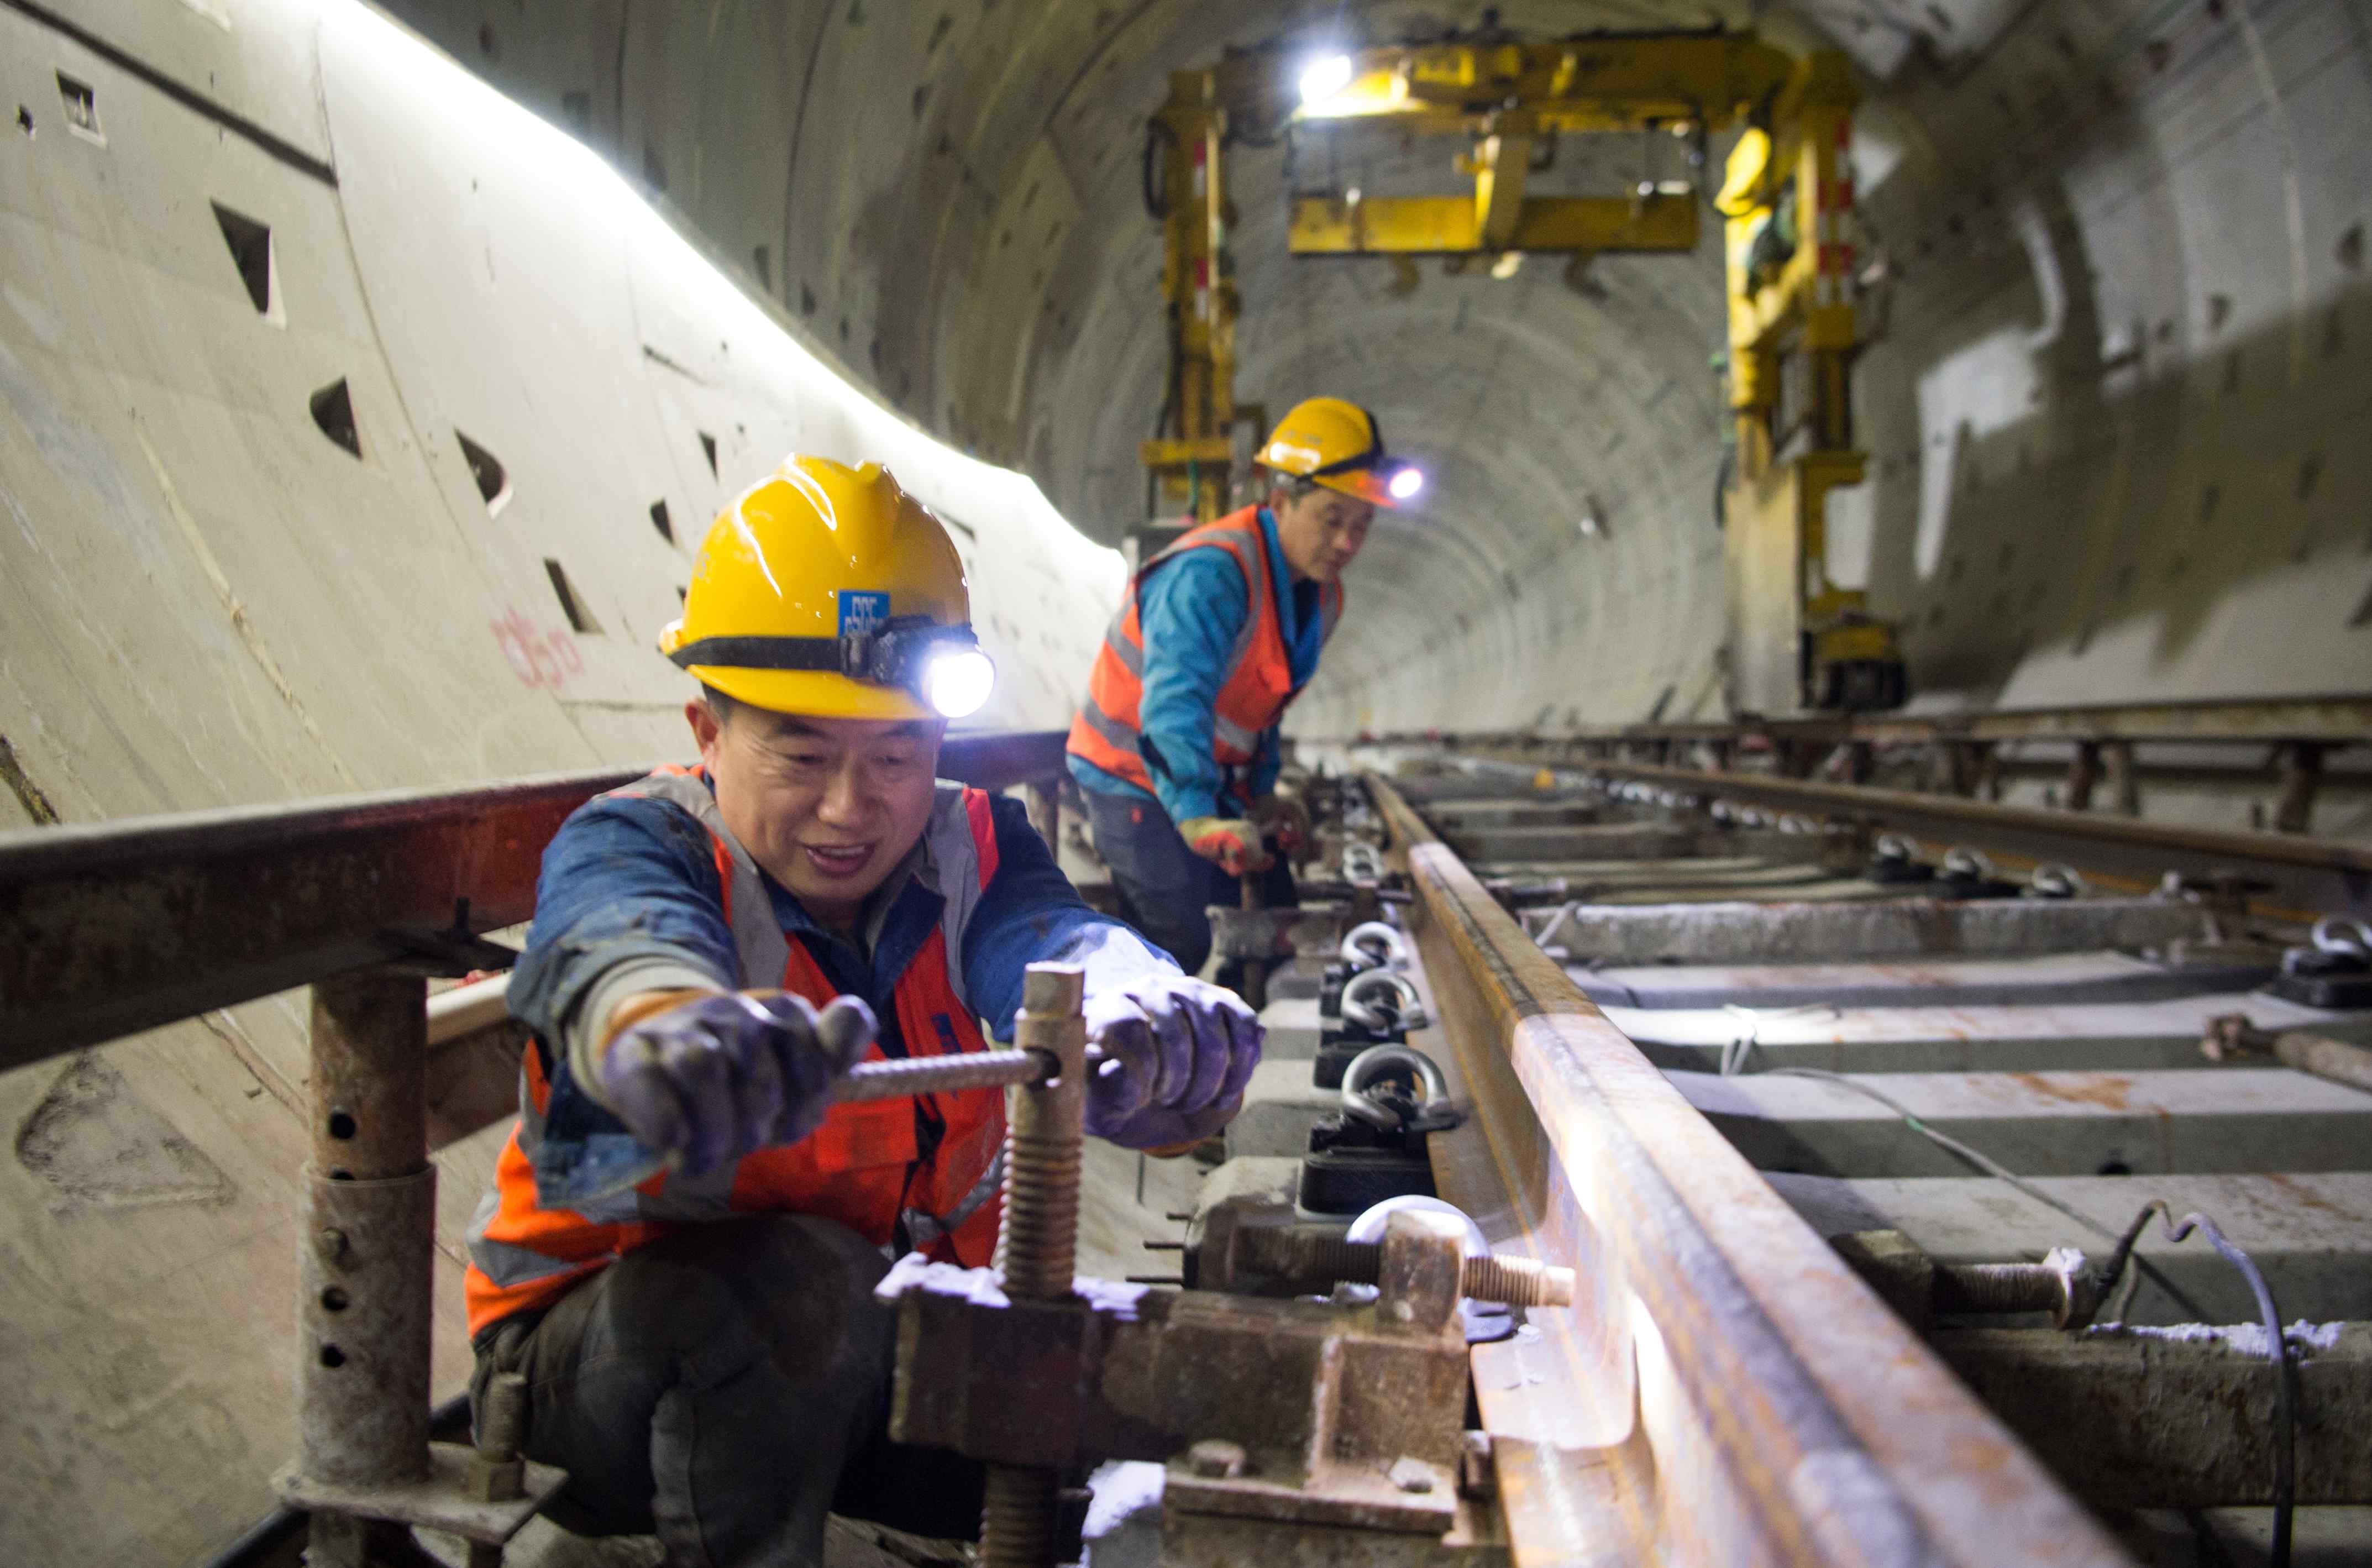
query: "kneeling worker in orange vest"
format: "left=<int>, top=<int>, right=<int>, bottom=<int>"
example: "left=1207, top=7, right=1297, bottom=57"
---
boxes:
left=465, top=458, right=1261, bottom=1563
left=1067, top=398, right=1420, bottom=990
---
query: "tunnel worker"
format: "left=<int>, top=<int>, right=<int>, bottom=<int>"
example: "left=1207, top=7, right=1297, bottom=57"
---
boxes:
left=463, top=457, right=1262, bottom=1566
left=1066, top=397, right=1419, bottom=986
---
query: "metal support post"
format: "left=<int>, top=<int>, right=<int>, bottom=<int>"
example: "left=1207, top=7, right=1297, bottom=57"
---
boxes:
left=2275, top=742, right=2324, bottom=834
left=277, top=973, right=568, bottom=1560
left=983, top=963, right=1087, bottom=1567
left=2065, top=742, right=2101, bottom=811
left=1025, top=778, right=1063, bottom=860
left=2103, top=740, right=2139, bottom=816
left=299, top=974, right=435, bottom=1513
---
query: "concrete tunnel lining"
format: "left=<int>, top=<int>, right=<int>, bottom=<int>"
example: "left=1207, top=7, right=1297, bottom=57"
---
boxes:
left=383, top=0, right=2372, bottom=739
left=0, top=1, right=2369, bottom=1562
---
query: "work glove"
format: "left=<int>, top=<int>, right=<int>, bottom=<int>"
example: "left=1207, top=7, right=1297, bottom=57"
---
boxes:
left=1083, top=973, right=1263, bottom=1151
left=1178, top=815, right=1271, bottom=877
left=1248, top=793, right=1313, bottom=861
left=597, top=991, right=877, bottom=1176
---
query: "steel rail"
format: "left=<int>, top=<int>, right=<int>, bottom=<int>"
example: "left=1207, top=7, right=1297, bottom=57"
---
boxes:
left=1340, top=692, right=2372, bottom=749
left=0, top=731, right=1069, bottom=1069
left=1367, top=774, right=2132, bottom=1568
left=1456, top=753, right=2371, bottom=920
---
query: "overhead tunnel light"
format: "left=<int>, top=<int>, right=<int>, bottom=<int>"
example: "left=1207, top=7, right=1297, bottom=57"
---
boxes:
left=1299, top=54, right=1355, bottom=106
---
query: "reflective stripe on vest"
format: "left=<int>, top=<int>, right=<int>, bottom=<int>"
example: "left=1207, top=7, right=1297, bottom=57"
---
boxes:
left=463, top=769, right=1006, bottom=1335
left=1065, top=506, right=1342, bottom=801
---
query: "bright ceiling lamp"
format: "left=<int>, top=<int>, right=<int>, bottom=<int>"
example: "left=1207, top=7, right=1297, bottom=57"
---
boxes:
left=1299, top=54, right=1355, bottom=106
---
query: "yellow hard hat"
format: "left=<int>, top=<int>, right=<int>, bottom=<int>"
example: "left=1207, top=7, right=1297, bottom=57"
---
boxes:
left=1254, top=396, right=1423, bottom=509
left=658, top=457, right=995, bottom=720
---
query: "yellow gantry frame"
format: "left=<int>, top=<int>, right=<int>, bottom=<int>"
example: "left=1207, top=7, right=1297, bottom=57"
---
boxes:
left=1141, top=33, right=1900, bottom=706
left=1140, top=70, right=1255, bottom=522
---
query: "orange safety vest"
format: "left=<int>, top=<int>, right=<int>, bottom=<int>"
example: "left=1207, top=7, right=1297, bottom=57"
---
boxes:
left=463, top=768, right=1007, bottom=1336
left=1067, top=506, right=1343, bottom=805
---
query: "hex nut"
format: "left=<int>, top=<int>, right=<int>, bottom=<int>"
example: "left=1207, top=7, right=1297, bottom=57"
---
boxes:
left=1187, top=1439, right=1248, bottom=1480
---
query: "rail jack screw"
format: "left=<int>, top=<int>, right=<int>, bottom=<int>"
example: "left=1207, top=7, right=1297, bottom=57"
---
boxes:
left=982, top=963, right=1087, bottom=1567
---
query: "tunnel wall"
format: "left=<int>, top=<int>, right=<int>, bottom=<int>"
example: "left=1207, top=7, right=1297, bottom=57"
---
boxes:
left=376, top=0, right=2372, bottom=743
left=0, top=3, right=1116, bottom=1560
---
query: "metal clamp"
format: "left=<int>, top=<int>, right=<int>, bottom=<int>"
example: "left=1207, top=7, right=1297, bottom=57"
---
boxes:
left=1340, top=1043, right=1450, bottom=1131
left=1340, top=969, right=1425, bottom=1034
left=1339, top=920, right=1408, bottom=971
left=1940, top=846, right=1993, bottom=883
left=2025, top=863, right=2086, bottom=900
left=1340, top=841, right=1387, bottom=883
left=2312, top=916, right=2372, bottom=961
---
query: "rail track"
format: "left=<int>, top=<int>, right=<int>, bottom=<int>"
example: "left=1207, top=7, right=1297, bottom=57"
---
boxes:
left=4, top=729, right=2369, bottom=1566
left=1287, top=753, right=2372, bottom=1567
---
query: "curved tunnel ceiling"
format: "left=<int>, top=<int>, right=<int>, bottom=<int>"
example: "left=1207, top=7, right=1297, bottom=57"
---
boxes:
left=390, top=0, right=2372, bottom=732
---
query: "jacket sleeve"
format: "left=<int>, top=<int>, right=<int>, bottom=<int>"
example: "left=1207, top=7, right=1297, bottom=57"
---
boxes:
left=1250, top=726, right=1283, bottom=798
left=962, top=794, right=1177, bottom=1039
left=1133, top=549, right=1250, bottom=825
left=506, top=796, right=742, bottom=1132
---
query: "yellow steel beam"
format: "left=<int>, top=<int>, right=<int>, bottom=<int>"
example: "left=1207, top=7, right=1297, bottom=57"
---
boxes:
left=1289, top=193, right=1698, bottom=255
left=1471, top=124, right=1531, bottom=251
left=1139, top=437, right=1233, bottom=470
left=1284, top=32, right=1797, bottom=133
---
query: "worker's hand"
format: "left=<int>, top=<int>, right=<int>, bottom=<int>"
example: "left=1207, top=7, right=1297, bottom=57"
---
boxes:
left=1082, top=974, right=1263, bottom=1150
left=1248, top=793, right=1313, bottom=861
left=597, top=992, right=877, bottom=1175
left=1178, top=816, right=1272, bottom=876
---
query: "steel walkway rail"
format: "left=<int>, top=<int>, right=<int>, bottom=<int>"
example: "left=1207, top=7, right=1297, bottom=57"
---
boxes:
left=0, top=731, right=1069, bottom=1068
left=1367, top=773, right=2132, bottom=1568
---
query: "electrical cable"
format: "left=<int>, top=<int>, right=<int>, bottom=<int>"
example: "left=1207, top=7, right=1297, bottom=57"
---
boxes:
left=2095, top=1203, right=2296, bottom=1568
left=1734, top=1031, right=2297, bottom=1562
left=1759, top=1066, right=2210, bottom=1320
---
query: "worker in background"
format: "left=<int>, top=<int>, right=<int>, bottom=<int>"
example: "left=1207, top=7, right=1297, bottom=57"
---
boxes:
left=465, top=458, right=1262, bottom=1566
left=1067, top=398, right=1420, bottom=991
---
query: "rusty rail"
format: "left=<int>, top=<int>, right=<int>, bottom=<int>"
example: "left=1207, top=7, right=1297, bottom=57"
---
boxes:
left=1368, top=774, right=2132, bottom=1568
left=0, top=731, right=1069, bottom=1067
left=1345, top=692, right=2372, bottom=750
left=1528, top=756, right=2372, bottom=920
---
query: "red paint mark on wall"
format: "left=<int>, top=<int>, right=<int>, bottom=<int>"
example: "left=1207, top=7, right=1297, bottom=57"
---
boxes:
left=492, top=605, right=585, bottom=689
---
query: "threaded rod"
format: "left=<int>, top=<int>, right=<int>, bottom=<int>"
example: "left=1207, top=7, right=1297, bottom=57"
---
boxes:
left=1235, top=1230, right=1575, bottom=1307
left=981, top=963, right=1085, bottom=1568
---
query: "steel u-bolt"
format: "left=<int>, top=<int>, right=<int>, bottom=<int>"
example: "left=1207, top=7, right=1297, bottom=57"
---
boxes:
left=980, top=963, right=1086, bottom=1567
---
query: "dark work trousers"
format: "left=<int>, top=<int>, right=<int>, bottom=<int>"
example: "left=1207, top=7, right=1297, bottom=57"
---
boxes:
left=469, top=1214, right=984, bottom=1568
left=1080, top=785, right=1297, bottom=991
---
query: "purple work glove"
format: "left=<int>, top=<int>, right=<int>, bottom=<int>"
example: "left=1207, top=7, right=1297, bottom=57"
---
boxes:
left=599, top=992, right=877, bottom=1176
left=1083, top=974, right=1263, bottom=1150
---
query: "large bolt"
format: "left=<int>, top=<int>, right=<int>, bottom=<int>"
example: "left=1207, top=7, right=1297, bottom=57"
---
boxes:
left=476, top=1372, right=528, bottom=1503
left=1234, top=1229, right=1576, bottom=1307
left=1188, top=1439, right=1248, bottom=1479
left=465, top=1372, right=530, bottom=1565
left=1930, top=1247, right=2101, bottom=1329
left=980, top=963, right=1086, bottom=1568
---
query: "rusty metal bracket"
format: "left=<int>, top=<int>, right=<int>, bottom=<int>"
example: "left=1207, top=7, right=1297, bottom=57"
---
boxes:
left=885, top=1210, right=1482, bottom=1538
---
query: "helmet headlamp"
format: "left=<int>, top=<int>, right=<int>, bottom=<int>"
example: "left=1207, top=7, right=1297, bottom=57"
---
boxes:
left=667, top=616, right=997, bottom=719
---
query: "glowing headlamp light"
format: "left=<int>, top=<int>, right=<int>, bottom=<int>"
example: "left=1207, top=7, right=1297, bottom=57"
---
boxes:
left=665, top=615, right=998, bottom=718
left=1387, top=466, right=1425, bottom=500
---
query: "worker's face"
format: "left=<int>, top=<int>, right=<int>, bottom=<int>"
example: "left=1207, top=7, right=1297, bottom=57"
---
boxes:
left=1270, top=485, right=1374, bottom=583
left=689, top=700, right=944, bottom=931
